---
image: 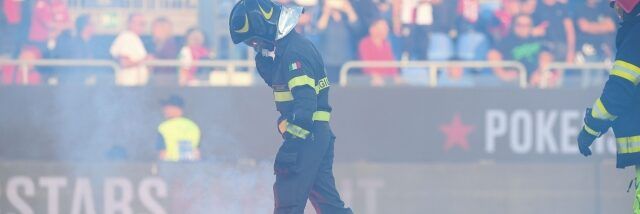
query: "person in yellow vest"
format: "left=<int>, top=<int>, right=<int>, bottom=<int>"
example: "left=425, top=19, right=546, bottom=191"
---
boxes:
left=157, top=95, right=201, bottom=161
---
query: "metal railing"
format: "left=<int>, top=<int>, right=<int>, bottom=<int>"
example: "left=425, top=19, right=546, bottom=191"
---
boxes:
left=5, top=59, right=611, bottom=88
left=338, top=60, right=529, bottom=88
left=540, top=62, right=612, bottom=89
left=66, top=0, right=198, bottom=9
left=143, top=59, right=256, bottom=86
left=0, top=59, right=255, bottom=86
left=0, top=59, right=120, bottom=85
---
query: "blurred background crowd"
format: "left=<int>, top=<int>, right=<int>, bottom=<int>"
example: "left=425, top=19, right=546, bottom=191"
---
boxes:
left=0, top=0, right=618, bottom=88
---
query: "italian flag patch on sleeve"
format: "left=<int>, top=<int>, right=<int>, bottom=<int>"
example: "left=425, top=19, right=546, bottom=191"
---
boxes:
left=289, top=61, right=302, bottom=71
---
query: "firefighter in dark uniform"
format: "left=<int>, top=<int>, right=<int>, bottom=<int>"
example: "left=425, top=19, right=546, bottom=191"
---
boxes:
left=229, top=0, right=353, bottom=213
left=578, top=0, right=640, bottom=212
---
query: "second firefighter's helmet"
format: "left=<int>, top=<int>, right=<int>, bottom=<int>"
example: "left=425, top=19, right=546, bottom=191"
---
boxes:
left=229, top=0, right=282, bottom=45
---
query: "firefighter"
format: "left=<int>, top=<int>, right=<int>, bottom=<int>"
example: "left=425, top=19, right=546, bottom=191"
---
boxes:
left=578, top=0, right=640, bottom=212
left=229, top=0, right=353, bottom=213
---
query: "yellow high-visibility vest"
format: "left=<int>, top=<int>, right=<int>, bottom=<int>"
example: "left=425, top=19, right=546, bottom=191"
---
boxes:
left=158, top=117, right=201, bottom=161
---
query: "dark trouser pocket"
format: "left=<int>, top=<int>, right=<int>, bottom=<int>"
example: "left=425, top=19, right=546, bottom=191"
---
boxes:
left=274, top=151, right=299, bottom=176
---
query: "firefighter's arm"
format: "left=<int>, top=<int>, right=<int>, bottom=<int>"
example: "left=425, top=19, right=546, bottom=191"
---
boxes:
left=582, top=59, right=640, bottom=138
left=283, top=60, right=317, bottom=140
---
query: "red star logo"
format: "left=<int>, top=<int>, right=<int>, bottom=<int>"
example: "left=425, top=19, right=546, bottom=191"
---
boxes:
left=440, top=114, right=475, bottom=151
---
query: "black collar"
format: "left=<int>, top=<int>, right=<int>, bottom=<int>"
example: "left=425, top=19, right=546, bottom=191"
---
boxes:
left=275, top=31, right=298, bottom=58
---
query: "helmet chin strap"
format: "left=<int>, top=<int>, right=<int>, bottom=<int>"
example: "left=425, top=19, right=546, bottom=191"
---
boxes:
left=276, top=6, right=303, bottom=40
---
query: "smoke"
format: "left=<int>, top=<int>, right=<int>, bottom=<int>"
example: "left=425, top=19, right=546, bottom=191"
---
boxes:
left=159, top=161, right=275, bottom=214
left=47, top=83, right=156, bottom=161
left=37, top=82, right=279, bottom=213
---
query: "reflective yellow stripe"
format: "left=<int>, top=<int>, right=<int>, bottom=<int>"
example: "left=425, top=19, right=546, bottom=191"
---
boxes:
left=312, top=111, right=331, bottom=121
left=612, top=60, right=640, bottom=85
left=286, top=123, right=311, bottom=139
left=274, top=91, right=293, bottom=102
left=591, top=98, right=617, bottom=121
left=615, top=60, right=640, bottom=74
left=583, top=125, right=601, bottom=137
left=285, top=76, right=329, bottom=94
left=611, top=70, right=640, bottom=85
left=288, top=75, right=316, bottom=90
left=617, top=136, right=640, bottom=154
left=618, top=136, right=640, bottom=144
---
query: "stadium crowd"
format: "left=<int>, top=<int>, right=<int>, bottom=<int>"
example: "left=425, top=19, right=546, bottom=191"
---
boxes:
left=0, top=0, right=617, bottom=87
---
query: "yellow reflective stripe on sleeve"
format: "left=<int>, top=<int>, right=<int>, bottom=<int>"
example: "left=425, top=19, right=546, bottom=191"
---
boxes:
left=611, top=70, right=640, bottom=85
left=591, top=98, right=617, bottom=121
left=286, top=123, right=311, bottom=139
left=312, top=111, right=331, bottom=121
left=612, top=60, right=640, bottom=85
left=274, top=91, right=293, bottom=102
left=617, top=136, right=640, bottom=154
left=583, top=125, right=601, bottom=137
left=276, top=77, right=329, bottom=102
left=288, top=75, right=316, bottom=90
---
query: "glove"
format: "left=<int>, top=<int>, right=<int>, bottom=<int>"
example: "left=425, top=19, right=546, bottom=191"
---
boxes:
left=578, top=128, right=597, bottom=156
left=278, top=117, right=312, bottom=141
left=255, top=50, right=275, bottom=85
left=578, top=108, right=612, bottom=157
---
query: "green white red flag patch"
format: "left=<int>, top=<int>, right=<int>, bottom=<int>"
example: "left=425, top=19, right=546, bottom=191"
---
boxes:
left=289, top=61, right=302, bottom=71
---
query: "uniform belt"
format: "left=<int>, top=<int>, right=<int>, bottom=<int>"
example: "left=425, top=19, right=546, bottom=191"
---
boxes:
left=312, top=111, right=331, bottom=122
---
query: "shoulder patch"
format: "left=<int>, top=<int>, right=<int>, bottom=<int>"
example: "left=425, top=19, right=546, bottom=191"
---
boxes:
left=289, top=61, right=302, bottom=71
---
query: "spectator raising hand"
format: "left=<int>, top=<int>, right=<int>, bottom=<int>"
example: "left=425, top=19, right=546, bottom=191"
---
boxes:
left=317, top=0, right=358, bottom=30
left=317, top=0, right=361, bottom=83
left=532, top=0, right=575, bottom=63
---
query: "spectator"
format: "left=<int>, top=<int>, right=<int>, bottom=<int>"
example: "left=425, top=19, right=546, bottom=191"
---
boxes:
left=373, top=0, right=402, bottom=58
left=1, top=0, right=25, bottom=57
left=157, top=95, right=201, bottom=162
left=178, top=28, right=210, bottom=86
left=317, top=0, right=360, bottom=83
left=358, top=19, right=401, bottom=86
left=457, top=0, right=480, bottom=30
left=529, top=49, right=559, bottom=87
left=53, top=15, right=95, bottom=59
left=391, top=0, right=434, bottom=60
left=454, top=0, right=490, bottom=62
left=294, top=0, right=322, bottom=45
left=149, top=17, right=179, bottom=85
left=488, top=0, right=521, bottom=41
left=350, top=0, right=380, bottom=38
left=1, top=46, right=42, bottom=85
left=573, top=0, right=616, bottom=63
left=429, top=0, right=457, bottom=61
left=110, top=13, right=150, bottom=86
left=51, top=14, right=99, bottom=84
left=562, top=0, right=616, bottom=87
left=531, top=0, right=576, bottom=63
left=28, top=0, right=71, bottom=54
left=432, top=0, right=458, bottom=37
left=519, top=0, right=536, bottom=15
left=487, top=14, right=552, bottom=83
